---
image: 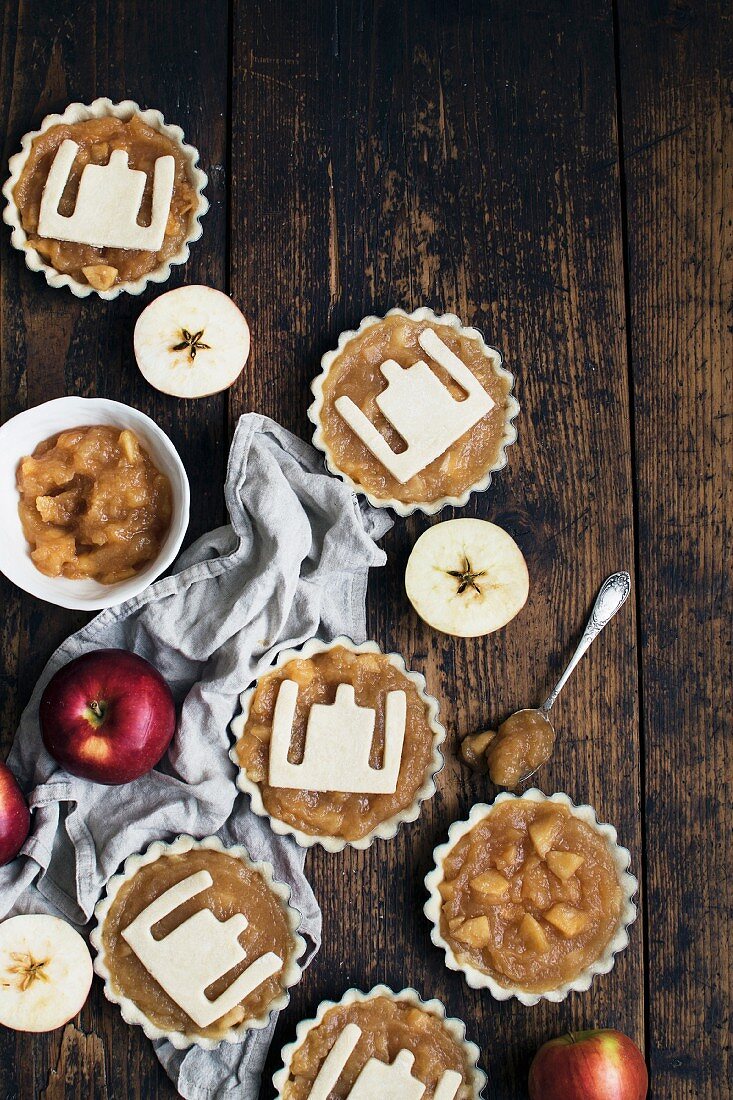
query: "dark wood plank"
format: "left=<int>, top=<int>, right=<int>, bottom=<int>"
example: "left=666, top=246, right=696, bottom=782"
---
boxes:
left=0, top=0, right=230, bottom=1095
left=230, top=2, right=643, bottom=1097
left=616, top=2, right=732, bottom=1096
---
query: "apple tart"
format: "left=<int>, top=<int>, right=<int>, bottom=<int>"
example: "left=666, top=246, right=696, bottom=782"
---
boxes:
left=425, top=791, right=637, bottom=1004
left=3, top=98, right=208, bottom=298
left=273, top=985, right=486, bottom=1099
left=91, top=835, right=305, bottom=1049
left=230, top=637, right=446, bottom=851
left=309, top=307, right=519, bottom=515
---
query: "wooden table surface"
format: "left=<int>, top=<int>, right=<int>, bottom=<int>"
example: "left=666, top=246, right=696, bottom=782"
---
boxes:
left=0, top=1, right=729, bottom=1097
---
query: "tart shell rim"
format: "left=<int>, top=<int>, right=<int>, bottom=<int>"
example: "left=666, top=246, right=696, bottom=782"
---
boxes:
left=307, top=306, right=520, bottom=516
left=229, top=634, right=446, bottom=853
left=423, top=789, right=639, bottom=1006
left=90, top=833, right=306, bottom=1050
left=272, top=982, right=487, bottom=1098
left=2, top=96, right=209, bottom=299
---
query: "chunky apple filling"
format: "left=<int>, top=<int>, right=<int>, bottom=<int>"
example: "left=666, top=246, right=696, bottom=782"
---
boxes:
left=282, top=996, right=472, bottom=1099
left=101, top=848, right=296, bottom=1040
left=17, top=425, right=172, bottom=584
left=462, top=710, right=556, bottom=789
left=438, top=801, right=624, bottom=993
left=235, top=646, right=436, bottom=841
left=13, top=115, right=198, bottom=287
left=318, top=315, right=513, bottom=505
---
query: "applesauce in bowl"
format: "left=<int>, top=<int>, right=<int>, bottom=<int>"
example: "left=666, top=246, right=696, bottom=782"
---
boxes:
left=0, top=397, right=189, bottom=610
left=17, top=424, right=172, bottom=585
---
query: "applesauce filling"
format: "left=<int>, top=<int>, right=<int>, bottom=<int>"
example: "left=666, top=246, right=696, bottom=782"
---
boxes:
left=438, top=801, right=624, bottom=993
left=462, top=710, right=556, bottom=789
left=101, top=849, right=296, bottom=1040
left=17, top=425, right=172, bottom=585
left=235, top=646, right=437, bottom=841
left=486, top=711, right=556, bottom=788
left=282, top=996, right=473, bottom=1100
left=13, top=115, right=199, bottom=287
left=318, top=315, right=513, bottom=505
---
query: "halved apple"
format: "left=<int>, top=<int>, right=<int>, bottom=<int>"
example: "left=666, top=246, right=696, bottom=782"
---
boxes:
left=134, top=285, right=250, bottom=398
left=0, top=915, right=93, bottom=1032
left=404, top=518, right=529, bottom=637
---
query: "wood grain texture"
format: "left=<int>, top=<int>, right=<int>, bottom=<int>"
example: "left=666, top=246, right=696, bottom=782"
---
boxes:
left=0, top=0, right=727, bottom=1097
left=617, top=1, right=732, bottom=1096
left=0, top=1, right=229, bottom=1097
left=230, top=2, right=643, bottom=1097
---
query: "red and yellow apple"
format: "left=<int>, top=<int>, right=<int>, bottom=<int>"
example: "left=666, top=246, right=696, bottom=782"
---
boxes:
left=0, top=761, right=30, bottom=866
left=529, top=1029, right=648, bottom=1100
left=39, top=649, right=176, bottom=785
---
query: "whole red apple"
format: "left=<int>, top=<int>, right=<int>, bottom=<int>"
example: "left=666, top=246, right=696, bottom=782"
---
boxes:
left=39, top=649, right=176, bottom=785
left=529, top=1029, right=648, bottom=1100
left=0, top=761, right=30, bottom=866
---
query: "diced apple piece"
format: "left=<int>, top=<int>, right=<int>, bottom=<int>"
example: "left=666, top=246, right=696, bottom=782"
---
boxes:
left=546, top=851, right=585, bottom=882
left=544, top=904, right=589, bottom=938
left=118, top=430, right=142, bottom=463
left=438, top=880, right=456, bottom=902
left=460, top=729, right=495, bottom=768
left=528, top=814, right=562, bottom=858
left=451, top=915, right=492, bottom=947
left=518, top=912, right=549, bottom=953
left=82, top=264, right=117, bottom=291
left=448, top=917, right=464, bottom=931
left=498, top=844, right=518, bottom=867
left=521, top=861, right=552, bottom=910
left=471, top=870, right=510, bottom=900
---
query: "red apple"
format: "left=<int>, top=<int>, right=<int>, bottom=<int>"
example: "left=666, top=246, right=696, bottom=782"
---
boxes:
left=0, top=761, right=30, bottom=866
left=39, top=649, right=176, bottom=785
left=529, top=1029, right=648, bottom=1100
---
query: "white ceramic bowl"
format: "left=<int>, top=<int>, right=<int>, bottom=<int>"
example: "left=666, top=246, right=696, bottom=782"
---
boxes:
left=0, top=397, right=190, bottom=610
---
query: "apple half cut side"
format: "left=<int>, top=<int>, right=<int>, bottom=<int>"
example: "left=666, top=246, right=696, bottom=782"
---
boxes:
left=0, top=915, right=93, bottom=1032
left=405, top=518, right=529, bottom=637
left=134, top=284, right=250, bottom=399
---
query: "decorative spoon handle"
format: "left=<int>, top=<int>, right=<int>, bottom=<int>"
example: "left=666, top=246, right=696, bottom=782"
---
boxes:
left=540, top=571, right=631, bottom=714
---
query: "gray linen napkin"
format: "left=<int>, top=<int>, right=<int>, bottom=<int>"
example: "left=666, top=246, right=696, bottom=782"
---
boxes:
left=0, top=412, right=392, bottom=1098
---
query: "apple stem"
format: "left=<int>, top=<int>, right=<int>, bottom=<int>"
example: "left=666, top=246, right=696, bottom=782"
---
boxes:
left=567, top=1031, right=577, bottom=1044
left=89, top=701, right=104, bottom=720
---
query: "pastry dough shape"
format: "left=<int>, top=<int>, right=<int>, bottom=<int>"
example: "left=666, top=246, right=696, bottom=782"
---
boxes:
left=335, top=327, right=495, bottom=483
left=38, top=139, right=175, bottom=251
left=268, top=680, right=407, bottom=794
left=121, top=870, right=282, bottom=1028
left=307, top=1022, right=462, bottom=1100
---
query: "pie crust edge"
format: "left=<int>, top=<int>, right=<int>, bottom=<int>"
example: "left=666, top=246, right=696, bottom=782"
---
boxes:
left=90, top=833, right=306, bottom=1050
left=423, top=789, right=639, bottom=1006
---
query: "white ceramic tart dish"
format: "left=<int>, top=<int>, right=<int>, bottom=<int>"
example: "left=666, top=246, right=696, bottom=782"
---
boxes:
left=90, top=835, right=306, bottom=1050
left=3, top=97, right=208, bottom=299
left=272, top=984, right=486, bottom=1099
left=230, top=636, right=447, bottom=853
left=424, top=790, right=638, bottom=1007
left=308, top=306, right=519, bottom=516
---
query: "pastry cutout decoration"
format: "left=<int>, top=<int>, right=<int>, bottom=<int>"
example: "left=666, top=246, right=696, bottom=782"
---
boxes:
left=38, top=139, right=175, bottom=251
left=335, top=327, right=495, bottom=483
left=269, top=681, right=407, bottom=794
left=307, top=1022, right=462, bottom=1100
left=121, top=870, right=282, bottom=1028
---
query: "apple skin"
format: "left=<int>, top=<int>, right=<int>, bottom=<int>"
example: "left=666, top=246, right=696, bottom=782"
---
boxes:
left=39, top=649, right=176, bottom=785
left=529, top=1029, right=648, bottom=1100
left=0, top=762, right=30, bottom=866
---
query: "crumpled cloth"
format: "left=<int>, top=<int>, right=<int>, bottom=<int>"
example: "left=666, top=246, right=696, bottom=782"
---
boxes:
left=0, top=413, right=392, bottom=1098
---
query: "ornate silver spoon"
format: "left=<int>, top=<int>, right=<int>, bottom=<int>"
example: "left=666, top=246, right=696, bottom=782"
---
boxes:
left=462, top=572, right=631, bottom=787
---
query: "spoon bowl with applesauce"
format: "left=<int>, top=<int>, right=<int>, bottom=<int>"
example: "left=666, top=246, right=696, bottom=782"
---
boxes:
left=462, top=571, right=631, bottom=788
